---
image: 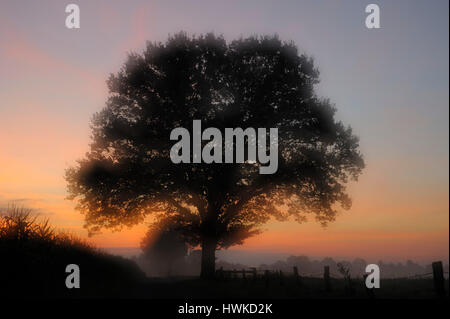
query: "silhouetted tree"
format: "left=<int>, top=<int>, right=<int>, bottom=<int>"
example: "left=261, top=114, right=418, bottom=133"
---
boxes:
left=140, top=222, right=188, bottom=276
left=66, top=33, right=364, bottom=278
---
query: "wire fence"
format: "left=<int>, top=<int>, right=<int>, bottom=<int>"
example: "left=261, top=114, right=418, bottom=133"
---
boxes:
left=216, top=269, right=449, bottom=279
left=217, top=266, right=449, bottom=279
left=299, top=271, right=449, bottom=279
left=215, top=262, right=449, bottom=297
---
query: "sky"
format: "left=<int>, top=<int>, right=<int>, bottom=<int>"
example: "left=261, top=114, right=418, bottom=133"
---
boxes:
left=0, top=0, right=448, bottom=264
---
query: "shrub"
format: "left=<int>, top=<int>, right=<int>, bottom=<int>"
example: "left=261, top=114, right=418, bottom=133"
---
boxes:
left=0, top=204, right=145, bottom=298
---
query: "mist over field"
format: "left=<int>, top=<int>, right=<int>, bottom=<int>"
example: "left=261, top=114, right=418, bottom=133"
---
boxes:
left=104, top=247, right=449, bottom=279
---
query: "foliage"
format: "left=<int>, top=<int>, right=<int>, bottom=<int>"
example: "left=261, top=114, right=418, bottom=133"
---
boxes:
left=0, top=205, right=145, bottom=297
left=66, top=32, right=365, bottom=276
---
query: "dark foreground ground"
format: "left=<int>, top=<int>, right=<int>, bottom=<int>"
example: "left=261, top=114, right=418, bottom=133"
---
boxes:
left=12, top=274, right=444, bottom=299
left=123, top=276, right=449, bottom=299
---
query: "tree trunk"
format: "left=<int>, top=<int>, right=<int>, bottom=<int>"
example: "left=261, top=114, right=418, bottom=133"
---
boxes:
left=200, top=238, right=216, bottom=279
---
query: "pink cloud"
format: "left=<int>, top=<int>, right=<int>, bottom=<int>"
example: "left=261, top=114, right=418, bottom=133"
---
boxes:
left=0, top=18, right=106, bottom=97
left=117, top=2, right=154, bottom=55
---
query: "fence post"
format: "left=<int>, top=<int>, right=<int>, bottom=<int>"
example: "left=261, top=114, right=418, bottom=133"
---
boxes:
left=252, top=268, right=257, bottom=281
left=219, top=266, right=224, bottom=281
left=293, top=266, right=301, bottom=286
left=363, top=274, right=375, bottom=299
left=242, top=269, right=246, bottom=280
left=432, top=261, right=446, bottom=297
left=279, top=270, right=284, bottom=286
left=324, top=266, right=331, bottom=292
left=265, top=270, right=270, bottom=287
left=233, top=269, right=237, bottom=280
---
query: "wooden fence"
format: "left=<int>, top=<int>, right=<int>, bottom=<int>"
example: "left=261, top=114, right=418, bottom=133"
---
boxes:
left=215, top=260, right=448, bottom=298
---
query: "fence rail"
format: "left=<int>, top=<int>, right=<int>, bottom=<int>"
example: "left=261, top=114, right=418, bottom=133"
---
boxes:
left=214, top=261, right=448, bottom=298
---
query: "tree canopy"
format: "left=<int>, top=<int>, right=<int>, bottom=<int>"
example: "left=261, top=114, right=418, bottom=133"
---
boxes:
left=66, top=32, right=364, bottom=278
